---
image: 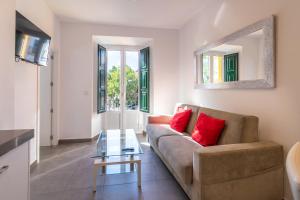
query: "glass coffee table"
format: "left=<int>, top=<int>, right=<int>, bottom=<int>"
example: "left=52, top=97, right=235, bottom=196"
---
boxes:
left=92, top=129, right=143, bottom=191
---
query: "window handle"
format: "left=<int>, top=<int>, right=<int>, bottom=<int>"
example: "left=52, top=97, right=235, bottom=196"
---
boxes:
left=0, top=165, right=9, bottom=174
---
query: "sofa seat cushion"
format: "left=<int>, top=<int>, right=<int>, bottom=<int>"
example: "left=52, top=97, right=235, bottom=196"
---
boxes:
left=146, top=124, right=183, bottom=146
left=158, top=135, right=202, bottom=184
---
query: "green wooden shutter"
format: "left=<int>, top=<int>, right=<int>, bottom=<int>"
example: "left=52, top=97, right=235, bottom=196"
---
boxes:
left=224, top=53, right=239, bottom=82
left=139, top=47, right=150, bottom=113
left=97, top=45, right=107, bottom=113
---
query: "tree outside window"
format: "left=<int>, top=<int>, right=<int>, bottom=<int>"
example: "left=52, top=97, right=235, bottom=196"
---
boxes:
left=107, top=65, right=139, bottom=110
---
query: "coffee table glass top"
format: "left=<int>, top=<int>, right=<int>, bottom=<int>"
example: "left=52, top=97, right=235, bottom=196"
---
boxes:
left=93, top=129, right=143, bottom=158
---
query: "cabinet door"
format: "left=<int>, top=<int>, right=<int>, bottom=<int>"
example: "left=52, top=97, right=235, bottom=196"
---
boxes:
left=0, top=142, right=29, bottom=200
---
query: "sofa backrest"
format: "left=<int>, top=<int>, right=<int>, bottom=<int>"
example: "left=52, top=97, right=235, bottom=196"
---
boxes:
left=176, top=104, right=199, bottom=134
left=175, top=104, right=259, bottom=145
left=197, top=107, right=259, bottom=144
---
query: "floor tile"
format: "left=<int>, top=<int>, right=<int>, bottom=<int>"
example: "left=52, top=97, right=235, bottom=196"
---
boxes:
left=142, top=179, right=189, bottom=200
left=30, top=135, right=189, bottom=200
left=64, top=188, right=95, bottom=200
left=104, top=172, right=137, bottom=185
left=30, top=191, right=66, bottom=200
left=102, top=183, right=144, bottom=200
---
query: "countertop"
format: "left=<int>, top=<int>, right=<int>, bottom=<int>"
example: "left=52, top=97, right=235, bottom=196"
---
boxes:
left=0, top=129, right=34, bottom=157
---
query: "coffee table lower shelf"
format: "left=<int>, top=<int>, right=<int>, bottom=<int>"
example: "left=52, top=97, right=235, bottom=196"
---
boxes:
left=93, top=157, right=142, bottom=192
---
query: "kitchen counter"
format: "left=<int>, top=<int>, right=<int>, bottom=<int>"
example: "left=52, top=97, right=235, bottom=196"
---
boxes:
left=0, top=129, right=34, bottom=157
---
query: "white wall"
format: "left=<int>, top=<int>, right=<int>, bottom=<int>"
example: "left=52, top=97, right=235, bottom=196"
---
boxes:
left=51, top=19, right=61, bottom=145
left=179, top=0, right=299, bottom=199
left=14, top=61, right=39, bottom=164
left=0, top=0, right=16, bottom=130
left=59, top=22, right=179, bottom=139
left=0, top=0, right=55, bottom=163
left=15, top=0, right=58, bottom=163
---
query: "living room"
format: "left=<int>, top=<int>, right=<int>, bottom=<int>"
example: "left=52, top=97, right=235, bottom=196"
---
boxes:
left=0, top=0, right=300, bottom=200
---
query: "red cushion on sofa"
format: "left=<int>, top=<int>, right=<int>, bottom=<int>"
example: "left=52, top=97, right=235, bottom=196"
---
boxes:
left=170, top=109, right=192, bottom=133
left=192, top=112, right=225, bottom=146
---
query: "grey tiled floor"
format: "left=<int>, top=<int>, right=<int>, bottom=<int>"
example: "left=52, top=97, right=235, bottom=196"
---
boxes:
left=30, top=135, right=189, bottom=200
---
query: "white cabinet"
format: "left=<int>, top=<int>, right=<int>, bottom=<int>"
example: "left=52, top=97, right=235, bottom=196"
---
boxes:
left=0, top=142, right=30, bottom=200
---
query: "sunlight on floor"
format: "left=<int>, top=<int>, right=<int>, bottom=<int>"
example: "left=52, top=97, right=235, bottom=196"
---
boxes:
left=140, top=142, right=151, bottom=147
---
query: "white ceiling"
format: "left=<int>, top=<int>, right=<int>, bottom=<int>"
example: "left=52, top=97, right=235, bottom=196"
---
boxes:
left=45, top=0, right=208, bottom=29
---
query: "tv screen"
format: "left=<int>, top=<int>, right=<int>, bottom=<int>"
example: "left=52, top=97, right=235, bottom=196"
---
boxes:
left=15, top=11, right=51, bottom=67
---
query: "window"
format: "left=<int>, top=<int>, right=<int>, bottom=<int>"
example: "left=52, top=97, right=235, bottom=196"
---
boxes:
left=139, top=47, right=150, bottom=113
left=97, top=45, right=107, bottom=113
left=125, top=51, right=139, bottom=111
left=201, top=54, right=224, bottom=84
left=213, top=56, right=223, bottom=83
left=97, top=46, right=150, bottom=114
left=202, top=55, right=210, bottom=84
left=106, top=51, right=121, bottom=111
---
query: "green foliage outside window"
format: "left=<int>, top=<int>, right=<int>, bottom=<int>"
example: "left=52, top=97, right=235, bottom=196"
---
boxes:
left=107, top=66, right=120, bottom=109
left=125, top=66, right=139, bottom=110
left=107, top=65, right=138, bottom=110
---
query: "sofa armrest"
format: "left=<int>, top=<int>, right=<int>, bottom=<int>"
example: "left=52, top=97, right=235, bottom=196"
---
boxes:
left=148, top=115, right=172, bottom=124
left=193, top=142, right=283, bottom=185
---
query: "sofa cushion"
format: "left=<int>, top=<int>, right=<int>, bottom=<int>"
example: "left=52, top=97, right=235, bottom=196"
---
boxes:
left=177, top=104, right=200, bottom=134
left=158, top=135, right=202, bottom=184
left=192, top=112, right=225, bottom=146
left=146, top=124, right=183, bottom=146
left=197, top=107, right=245, bottom=145
left=170, top=109, right=192, bottom=132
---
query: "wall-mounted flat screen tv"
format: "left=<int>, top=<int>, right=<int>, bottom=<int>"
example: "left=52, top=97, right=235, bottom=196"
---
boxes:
left=15, top=11, right=51, bottom=67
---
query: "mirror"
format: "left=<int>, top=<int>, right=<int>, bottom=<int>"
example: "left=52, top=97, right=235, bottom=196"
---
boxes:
left=194, top=16, right=275, bottom=89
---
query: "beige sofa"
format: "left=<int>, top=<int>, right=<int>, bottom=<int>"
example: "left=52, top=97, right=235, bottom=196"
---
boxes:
left=146, top=104, right=283, bottom=200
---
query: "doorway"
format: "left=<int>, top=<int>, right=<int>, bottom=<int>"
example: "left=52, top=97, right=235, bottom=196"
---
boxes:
left=105, top=48, right=140, bottom=131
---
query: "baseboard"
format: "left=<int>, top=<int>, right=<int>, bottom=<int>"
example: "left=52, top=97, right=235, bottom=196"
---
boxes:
left=30, top=160, right=37, bottom=171
left=92, top=133, right=99, bottom=140
left=58, top=134, right=99, bottom=144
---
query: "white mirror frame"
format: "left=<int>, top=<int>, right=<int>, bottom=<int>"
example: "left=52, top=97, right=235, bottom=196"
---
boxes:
left=194, top=16, right=275, bottom=89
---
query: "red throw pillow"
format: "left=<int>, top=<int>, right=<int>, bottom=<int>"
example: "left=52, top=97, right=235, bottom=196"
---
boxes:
left=170, top=109, right=192, bottom=133
left=192, top=113, right=225, bottom=146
